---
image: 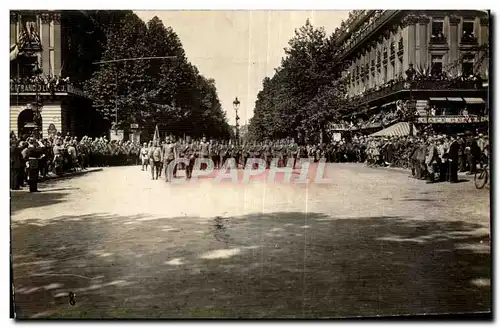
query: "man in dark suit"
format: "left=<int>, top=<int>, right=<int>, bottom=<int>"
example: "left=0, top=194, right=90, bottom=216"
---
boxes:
left=25, top=138, right=45, bottom=192
left=10, top=139, right=22, bottom=190
left=448, top=135, right=460, bottom=183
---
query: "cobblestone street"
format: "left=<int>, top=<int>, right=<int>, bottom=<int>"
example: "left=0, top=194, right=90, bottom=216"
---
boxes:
left=11, top=164, right=491, bottom=318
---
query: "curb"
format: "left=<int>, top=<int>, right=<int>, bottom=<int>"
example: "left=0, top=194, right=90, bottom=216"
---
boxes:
left=39, top=168, right=103, bottom=183
left=366, top=164, right=471, bottom=177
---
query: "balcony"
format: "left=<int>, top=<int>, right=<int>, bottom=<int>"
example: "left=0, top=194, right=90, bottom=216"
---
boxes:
left=335, top=10, right=401, bottom=62
left=461, top=35, right=479, bottom=45
left=430, top=35, right=447, bottom=45
left=346, top=77, right=483, bottom=108
left=10, top=81, right=85, bottom=97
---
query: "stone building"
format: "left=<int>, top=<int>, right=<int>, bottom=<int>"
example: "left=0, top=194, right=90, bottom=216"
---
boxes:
left=10, top=10, right=104, bottom=140
left=333, top=10, right=489, bottom=135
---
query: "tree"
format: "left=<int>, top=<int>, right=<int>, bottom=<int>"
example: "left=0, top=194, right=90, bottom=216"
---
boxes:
left=84, top=12, right=150, bottom=130
left=248, top=19, right=343, bottom=142
left=84, top=12, right=231, bottom=140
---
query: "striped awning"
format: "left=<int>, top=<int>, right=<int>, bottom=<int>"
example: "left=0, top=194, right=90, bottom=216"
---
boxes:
left=369, top=122, right=418, bottom=137
left=463, top=97, right=485, bottom=104
left=447, top=97, right=464, bottom=102
left=429, top=97, right=447, bottom=101
left=10, top=44, right=19, bottom=61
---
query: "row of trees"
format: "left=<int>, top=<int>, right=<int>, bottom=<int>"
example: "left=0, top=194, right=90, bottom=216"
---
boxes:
left=81, top=11, right=232, bottom=140
left=248, top=20, right=349, bottom=143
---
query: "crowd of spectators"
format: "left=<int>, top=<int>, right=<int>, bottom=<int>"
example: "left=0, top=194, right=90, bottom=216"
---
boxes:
left=304, top=132, right=489, bottom=183
left=10, top=132, right=141, bottom=190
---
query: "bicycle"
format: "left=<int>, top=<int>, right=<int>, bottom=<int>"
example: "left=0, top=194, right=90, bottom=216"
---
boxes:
left=474, top=162, right=489, bottom=189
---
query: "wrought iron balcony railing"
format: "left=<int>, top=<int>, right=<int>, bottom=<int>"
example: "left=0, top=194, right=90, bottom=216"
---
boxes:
left=335, top=10, right=400, bottom=61
left=430, top=35, right=447, bottom=44
left=460, top=35, right=479, bottom=45
left=346, top=77, right=483, bottom=107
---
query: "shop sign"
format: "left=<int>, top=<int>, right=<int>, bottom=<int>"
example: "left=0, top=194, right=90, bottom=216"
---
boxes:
left=417, top=116, right=486, bottom=124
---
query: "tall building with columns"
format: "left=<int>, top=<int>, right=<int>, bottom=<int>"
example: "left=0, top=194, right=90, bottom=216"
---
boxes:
left=332, top=10, right=489, bottom=134
left=10, top=10, right=105, bottom=139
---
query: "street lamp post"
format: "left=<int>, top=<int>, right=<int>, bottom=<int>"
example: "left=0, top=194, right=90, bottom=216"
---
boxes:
left=233, top=97, right=240, bottom=145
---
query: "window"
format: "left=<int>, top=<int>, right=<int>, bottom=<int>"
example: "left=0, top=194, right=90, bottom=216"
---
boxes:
left=462, top=21, right=476, bottom=43
left=431, top=20, right=445, bottom=42
left=398, top=38, right=404, bottom=53
left=383, top=46, right=388, bottom=61
left=462, top=54, right=474, bottom=77
left=383, top=65, right=388, bottom=83
left=431, top=55, right=443, bottom=77
left=390, top=41, right=395, bottom=57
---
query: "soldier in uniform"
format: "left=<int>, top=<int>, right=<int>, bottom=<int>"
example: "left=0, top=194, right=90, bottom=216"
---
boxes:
left=210, top=139, right=219, bottom=170
left=163, top=136, right=177, bottom=182
left=25, top=138, right=45, bottom=192
left=289, top=139, right=298, bottom=169
left=148, top=141, right=163, bottom=180
left=263, top=140, right=272, bottom=169
left=140, top=142, right=149, bottom=171
left=199, top=136, right=209, bottom=170
left=184, top=137, right=196, bottom=179
left=425, top=136, right=439, bottom=183
left=219, top=141, right=228, bottom=168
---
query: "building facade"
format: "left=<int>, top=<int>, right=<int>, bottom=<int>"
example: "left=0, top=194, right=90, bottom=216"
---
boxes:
left=10, top=10, right=104, bottom=140
left=332, top=10, right=489, bottom=134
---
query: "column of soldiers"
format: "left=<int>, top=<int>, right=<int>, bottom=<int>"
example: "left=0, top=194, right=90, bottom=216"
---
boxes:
left=139, top=136, right=303, bottom=181
left=138, top=133, right=489, bottom=185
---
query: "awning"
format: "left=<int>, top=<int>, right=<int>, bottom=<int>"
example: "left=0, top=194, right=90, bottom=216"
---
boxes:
left=429, top=97, right=447, bottom=101
left=381, top=100, right=396, bottom=108
left=447, top=97, right=464, bottom=102
left=463, top=98, right=485, bottom=104
left=369, top=122, right=418, bottom=137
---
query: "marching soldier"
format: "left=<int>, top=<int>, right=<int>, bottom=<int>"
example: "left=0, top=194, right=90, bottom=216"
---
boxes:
left=199, top=136, right=209, bottom=170
left=149, top=141, right=163, bottom=180
left=210, top=139, right=219, bottom=169
left=263, top=141, right=272, bottom=169
left=185, top=137, right=196, bottom=179
left=219, top=141, right=228, bottom=168
left=163, top=136, right=177, bottom=182
left=140, top=142, right=149, bottom=171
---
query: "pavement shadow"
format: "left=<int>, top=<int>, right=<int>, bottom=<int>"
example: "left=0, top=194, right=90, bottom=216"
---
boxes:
left=10, top=191, right=71, bottom=215
left=11, top=212, right=491, bottom=319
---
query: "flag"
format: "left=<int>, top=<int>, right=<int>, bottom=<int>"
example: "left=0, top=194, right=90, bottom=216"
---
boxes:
left=153, top=125, right=160, bottom=144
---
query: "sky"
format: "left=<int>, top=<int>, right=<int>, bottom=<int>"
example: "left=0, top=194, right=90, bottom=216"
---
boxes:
left=135, top=11, right=349, bottom=126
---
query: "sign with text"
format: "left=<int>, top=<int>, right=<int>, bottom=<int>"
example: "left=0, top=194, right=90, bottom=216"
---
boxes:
left=417, top=116, right=487, bottom=124
left=110, top=129, right=124, bottom=141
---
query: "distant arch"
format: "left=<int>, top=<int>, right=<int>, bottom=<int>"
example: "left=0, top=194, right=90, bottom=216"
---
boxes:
left=17, top=107, right=41, bottom=139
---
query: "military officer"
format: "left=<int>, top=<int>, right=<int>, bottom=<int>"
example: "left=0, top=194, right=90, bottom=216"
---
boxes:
left=163, top=136, right=177, bottom=182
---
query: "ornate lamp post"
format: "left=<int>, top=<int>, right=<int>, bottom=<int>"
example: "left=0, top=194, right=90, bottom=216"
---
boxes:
left=233, top=97, right=241, bottom=145
left=405, top=63, right=417, bottom=135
